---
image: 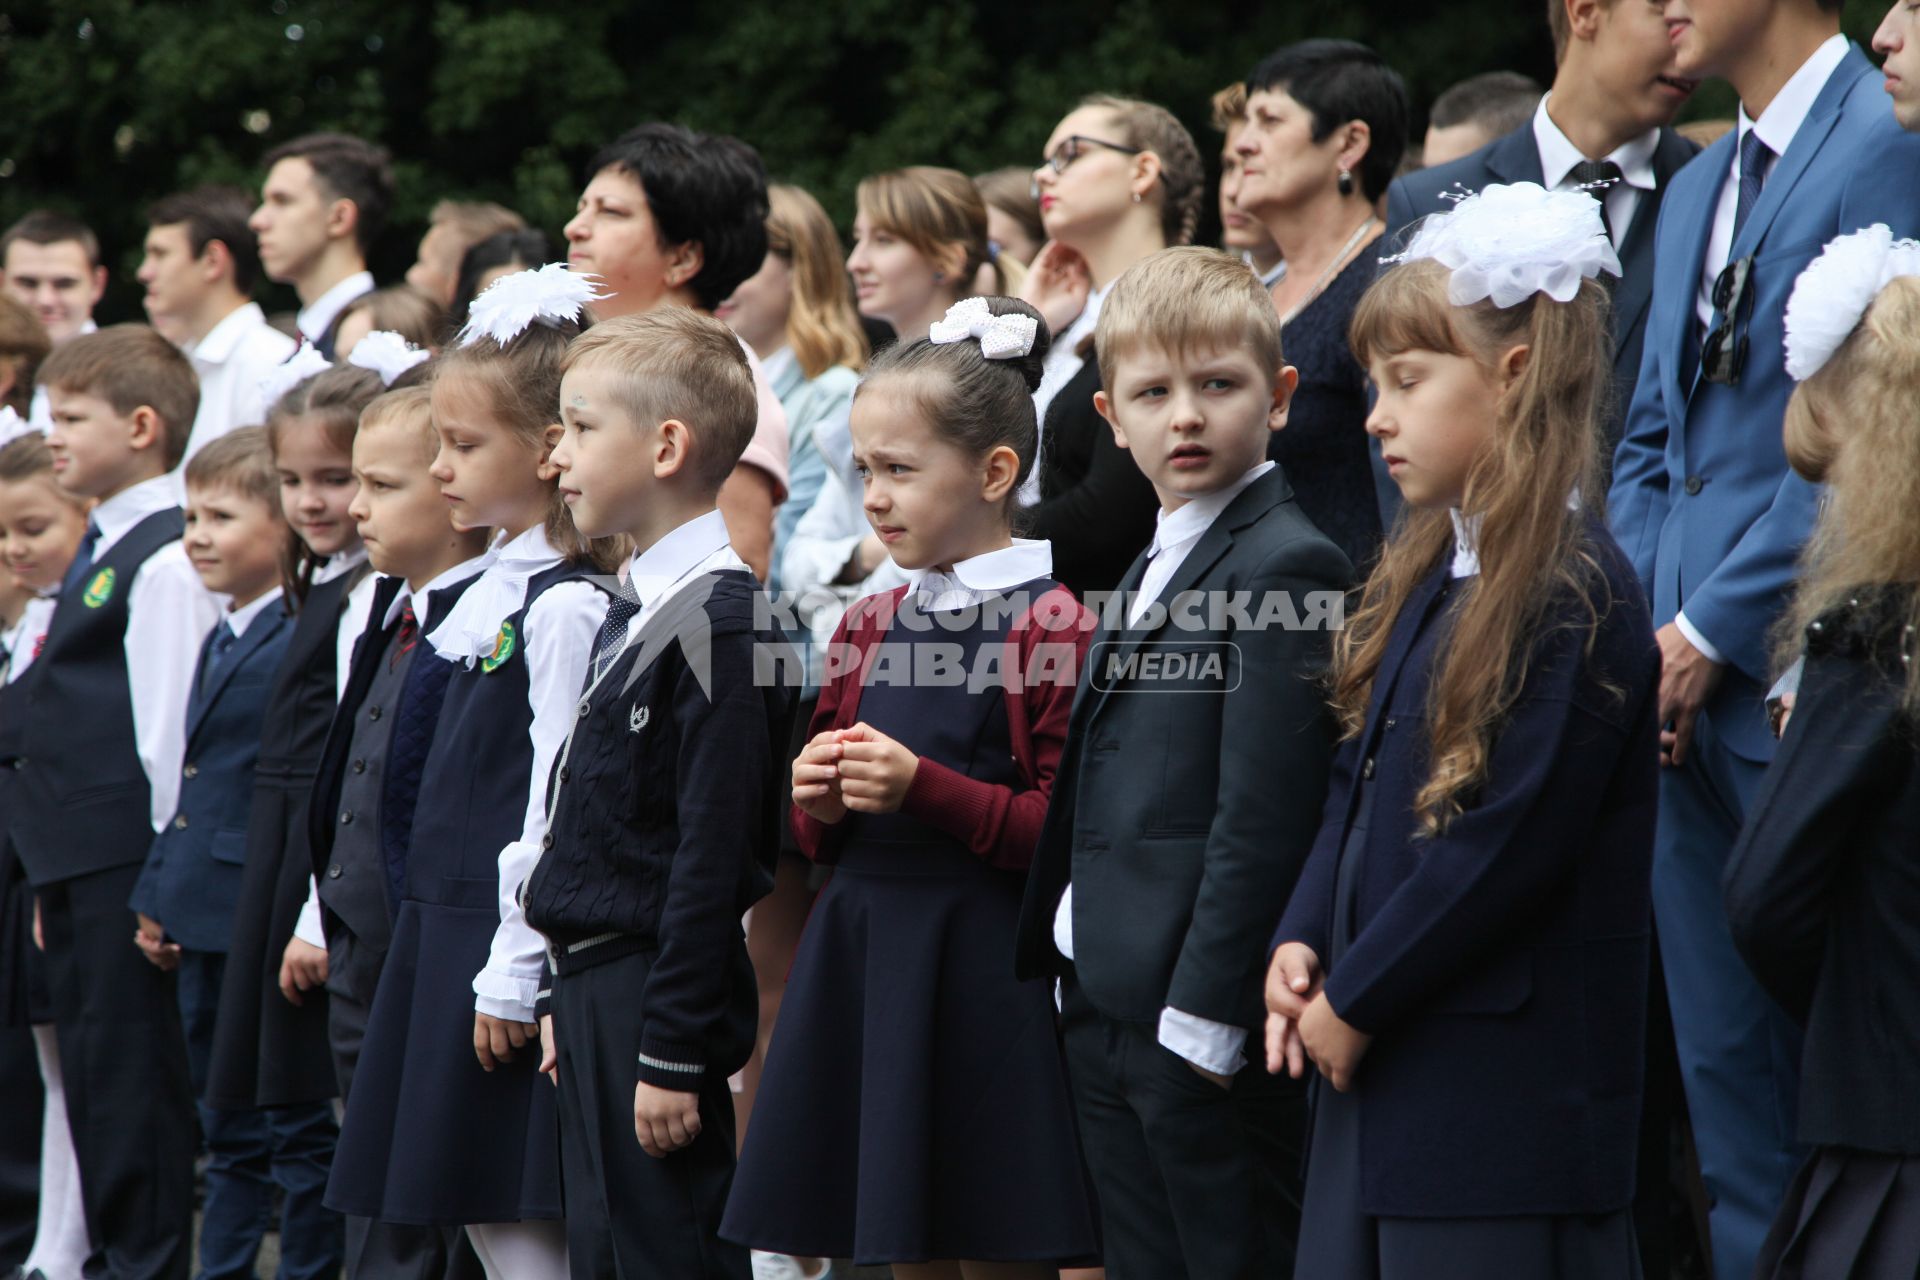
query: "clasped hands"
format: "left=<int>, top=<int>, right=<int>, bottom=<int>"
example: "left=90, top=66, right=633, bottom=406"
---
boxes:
left=1264, top=942, right=1372, bottom=1092
left=791, top=723, right=919, bottom=824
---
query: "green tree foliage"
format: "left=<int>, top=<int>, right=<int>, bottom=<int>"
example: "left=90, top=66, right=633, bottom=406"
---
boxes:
left=0, top=0, right=1890, bottom=322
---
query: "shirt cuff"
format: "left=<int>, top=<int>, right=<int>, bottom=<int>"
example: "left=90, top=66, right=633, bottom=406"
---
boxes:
left=472, top=968, right=540, bottom=1022
left=1674, top=611, right=1725, bottom=666
left=1157, top=1006, right=1248, bottom=1076
left=293, top=881, right=326, bottom=949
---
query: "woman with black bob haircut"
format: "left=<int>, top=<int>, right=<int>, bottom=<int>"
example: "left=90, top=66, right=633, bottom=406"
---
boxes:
left=449, top=227, right=552, bottom=335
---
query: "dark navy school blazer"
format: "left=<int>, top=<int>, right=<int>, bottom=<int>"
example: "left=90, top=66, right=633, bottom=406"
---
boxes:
left=1272, top=521, right=1660, bottom=1217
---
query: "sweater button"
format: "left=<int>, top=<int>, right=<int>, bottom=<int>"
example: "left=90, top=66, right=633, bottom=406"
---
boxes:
left=1384, top=718, right=1396, bottom=731
left=558, top=766, right=570, bottom=784
left=351, top=759, right=367, bottom=775
left=173, top=814, right=188, bottom=830
left=578, top=699, right=591, bottom=718
left=367, top=705, right=382, bottom=721
left=328, top=864, right=343, bottom=879
left=183, top=763, right=199, bottom=778
left=541, top=834, right=554, bottom=851
left=340, top=810, right=354, bottom=826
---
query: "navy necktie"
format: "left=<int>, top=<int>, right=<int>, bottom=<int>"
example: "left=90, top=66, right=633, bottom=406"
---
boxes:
left=1569, top=158, right=1624, bottom=243
left=61, top=520, right=102, bottom=599
left=592, top=583, right=641, bottom=683
left=1731, top=129, right=1773, bottom=244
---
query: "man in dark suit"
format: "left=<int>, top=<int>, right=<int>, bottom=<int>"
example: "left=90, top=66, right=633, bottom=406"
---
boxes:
left=1016, top=248, right=1351, bottom=1280
left=1388, top=0, right=1701, bottom=460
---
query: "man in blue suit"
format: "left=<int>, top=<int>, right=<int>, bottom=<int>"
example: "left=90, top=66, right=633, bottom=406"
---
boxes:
left=1607, top=3, right=1920, bottom=1276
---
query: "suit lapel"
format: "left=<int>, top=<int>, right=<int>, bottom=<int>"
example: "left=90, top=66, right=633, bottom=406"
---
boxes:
left=1727, top=48, right=1867, bottom=265
left=187, top=607, right=288, bottom=743
left=1610, top=130, right=1694, bottom=357
left=1483, top=125, right=1544, bottom=186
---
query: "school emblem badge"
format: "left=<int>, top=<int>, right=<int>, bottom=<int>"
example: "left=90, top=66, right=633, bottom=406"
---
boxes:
left=81, top=567, right=116, bottom=609
left=480, top=621, right=518, bottom=673
left=629, top=704, right=649, bottom=734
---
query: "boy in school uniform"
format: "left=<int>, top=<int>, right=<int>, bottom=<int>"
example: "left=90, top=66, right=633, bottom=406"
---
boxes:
left=299, top=385, right=492, bottom=1280
left=129, top=426, right=343, bottom=1280
left=1015, top=247, right=1353, bottom=1280
left=525, top=307, right=796, bottom=1279
left=9, top=324, right=223, bottom=1280
left=249, top=132, right=392, bottom=357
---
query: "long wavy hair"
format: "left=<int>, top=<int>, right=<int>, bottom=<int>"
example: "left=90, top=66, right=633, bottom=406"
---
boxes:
left=1779, top=273, right=1920, bottom=714
left=1343, top=257, right=1615, bottom=834
left=767, top=184, right=868, bottom=381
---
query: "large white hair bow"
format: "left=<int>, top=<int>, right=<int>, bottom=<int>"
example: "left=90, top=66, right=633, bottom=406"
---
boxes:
left=927, top=297, right=1038, bottom=360
left=346, top=330, right=431, bottom=386
left=458, top=263, right=607, bottom=348
left=0, top=406, right=44, bottom=449
left=1783, top=224, right=1920, bottom=381
left=1394, top=182, right=1621, bottom=309
left=255, top=343, right=334, bottom=410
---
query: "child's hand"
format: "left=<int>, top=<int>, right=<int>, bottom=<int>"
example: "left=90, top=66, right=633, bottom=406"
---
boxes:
left=634, top=1082, right=702, bottom=1158
left=134, top=912, right=181, bottom=972
left=792, top=730, right=849, bottom=825
left=473, top=1012, right=534, bottom=1071
left=539, top=1014, right=557, bottom=1086
left=277, top=937, right=329, bottom=1005
left=1264, top=942, right=1323, bottom=1078
left=835, top=723, right=919, bottom=814
left=1299, top=991, right=1372, bottom=1092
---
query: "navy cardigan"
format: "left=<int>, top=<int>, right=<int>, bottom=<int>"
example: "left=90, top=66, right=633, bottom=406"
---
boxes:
left=1272, top=523, right=1660, bottom=1217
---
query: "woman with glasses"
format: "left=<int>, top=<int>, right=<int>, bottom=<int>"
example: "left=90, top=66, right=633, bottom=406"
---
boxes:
left=1236, top=39, right=1410, bottom=569
left=1021, top=94, right=1204, bottom=596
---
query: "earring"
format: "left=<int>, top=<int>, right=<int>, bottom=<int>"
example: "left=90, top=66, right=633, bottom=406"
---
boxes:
left=1337, top=168, right=1355, bottom=197
left=1131, top=191, right=1143, bottom=204
left=932, top=271, right=945, bottom=283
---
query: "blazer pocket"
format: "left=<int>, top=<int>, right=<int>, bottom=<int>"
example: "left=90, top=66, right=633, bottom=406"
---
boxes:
left=209, top=829, right=250, bottom=865
left=1429, top=950, right=1532, bottom=1016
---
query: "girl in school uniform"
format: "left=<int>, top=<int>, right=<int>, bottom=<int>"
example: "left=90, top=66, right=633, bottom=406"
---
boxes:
left=325, top=268, right=616, bottom=1280
left=1264, top=184, right=1661, bottom=1279
left=723, top=296, right=1099, bottom=1278
left=1725, top=236, right=1920, bottom=1280
left=0, top=427, right=93, bottom=1280
left=206, top=359, right=384, bottom=1124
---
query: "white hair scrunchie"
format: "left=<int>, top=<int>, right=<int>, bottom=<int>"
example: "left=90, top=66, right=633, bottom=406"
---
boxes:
left=926, top=297, right=1038, bottom=360
left=346, top=330, right=432, bottom=386
left=458, top=263, right=608, bottom=349
left=255, top=343, right=334, bottom=410
left=1390, top=181, right=1621, bottom=309
left=1782, top=224, right=1920, bottom=382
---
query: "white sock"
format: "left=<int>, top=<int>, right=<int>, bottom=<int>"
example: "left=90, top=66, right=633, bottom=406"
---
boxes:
left=464, top=1219, right=568, bottom=1280
left=23, top=1023, right=90, bottom=1280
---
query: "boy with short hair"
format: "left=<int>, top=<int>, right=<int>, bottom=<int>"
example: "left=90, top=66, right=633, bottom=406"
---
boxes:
left=0, top=210, right=106, bottom=347
left=11, top=323, right=223, bottom=1280
left=141, top=185, right=297, bottom=458
left=249, top=132, right=394, bottom=355
left=1015, top=246, right=1352, bottom=1279
left=526, top=307, right=795, bottom=1279
left=130, top=426, right=343, bottom=1280
left=406, top=200, right=525, bottom=309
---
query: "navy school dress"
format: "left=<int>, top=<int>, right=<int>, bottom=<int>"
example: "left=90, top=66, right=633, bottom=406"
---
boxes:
left=207, top=567, right=366, bottom=1109
left=326, top=560, right=591, bottom=1225
left=723, top=581, right=1098, bottom=1266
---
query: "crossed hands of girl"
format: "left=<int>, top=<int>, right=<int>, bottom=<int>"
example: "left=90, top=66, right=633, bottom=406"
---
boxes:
left=791, top=723, right=920, bottom=824
left=1264, top=942, right=1373, bottom=1092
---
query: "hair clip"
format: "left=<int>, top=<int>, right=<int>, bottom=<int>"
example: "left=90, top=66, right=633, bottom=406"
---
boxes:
left=927, top=297, right=1037, bottom=360
left=256, top=343, right=334, bottom=409
left=347, top=330, right=431, bottom=386
left=1393, top=181, right=1620, bottom=308
left=458, top=263, right=608, bottom=349
left=1783, top=224, right=1920, bottom=381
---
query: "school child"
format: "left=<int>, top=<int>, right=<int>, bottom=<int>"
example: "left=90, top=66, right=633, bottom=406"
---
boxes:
left=0, top=425, right=91, bottom=1280
left=1724, top=233, right=1920, bottom=1280
left=129, top=426, right=344, bottom=1280
left=722, top=296, right=1100, bottom=1278
left=325, top=268, right=619, bottom=1280
left=1263, top=183, right=1660, bottom=1278
left=1013, top=246, right=1353, bottom=1279
left=300, top=376, right=493, bottom=1279
left=204, top=360, right=384, bottom=1130
left=511, top=308, right=794, bottom=1278
left=8, top=324, right=222, bottom=1279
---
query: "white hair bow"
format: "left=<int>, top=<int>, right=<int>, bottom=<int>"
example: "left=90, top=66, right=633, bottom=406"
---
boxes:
left=1783, top=224, right=1920, bottom=381
left=1391, top=182, right=1621, bottom=309
left=347, top=330, right=431, bottom=386
left=0, top=405, right=43, bottom=449
left=256, top=343, right=334, bottom=410
left=927, top=297, right=1038, bottom=360
left=458, top=263, right=607, bottom=349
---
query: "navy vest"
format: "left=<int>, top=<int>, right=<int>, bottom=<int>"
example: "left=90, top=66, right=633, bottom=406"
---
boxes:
left=132, top=603, right=295, bottom=950
left=10, top=509, right=185, bottom=886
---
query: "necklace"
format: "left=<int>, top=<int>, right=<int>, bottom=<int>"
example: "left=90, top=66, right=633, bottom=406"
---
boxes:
left=1277, top=214, right=1379, bottom=327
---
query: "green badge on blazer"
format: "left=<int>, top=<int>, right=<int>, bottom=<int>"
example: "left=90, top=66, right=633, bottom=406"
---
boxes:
left=481, top=620, right=517, bottom=673
left=81, top=567, right=116, bottom=609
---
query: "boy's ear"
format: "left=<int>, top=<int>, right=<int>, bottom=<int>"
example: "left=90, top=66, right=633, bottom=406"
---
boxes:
left=88, top=265, right=108, bottom=307
left=199, top=238, right=236, bottom=286
left=1566, top=0, right=1602, bottom=43
left=980, top=443, right=1021, bottom=504
left=325, top=198, right=360, bottom=246
left=1093, top=388, right=1132, bottom=452
left=1269, top=364, right=1300, bottom=433
left=654, top=418, right=692, bottom=479
left=533, top=421, right=566, bottom=481
left=126, top=405, right=164, bottom=454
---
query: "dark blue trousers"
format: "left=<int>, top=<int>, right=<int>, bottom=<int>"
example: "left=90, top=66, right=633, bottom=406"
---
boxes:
left=177, top=949, right=343, bottom=1280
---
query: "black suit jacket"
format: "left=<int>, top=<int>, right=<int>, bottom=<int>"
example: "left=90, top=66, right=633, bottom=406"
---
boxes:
left=1015, top=466, right=1352, bottom=1031
left=1386, top=121, right=1699, bottom=454
left=1725, top=591, right=1920, bottom=1153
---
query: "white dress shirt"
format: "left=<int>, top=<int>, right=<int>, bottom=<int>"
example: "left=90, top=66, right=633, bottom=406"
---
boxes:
left=906, top=538, right=1053, bottom=611
left=600, top=508, right=747, bottom=661
left=222, top=586, right=285, bottom=639
left=183, top=303, right=297, bottom=463
left=27, top=319, right=98, bottom=430
left=1053, top=462, right=1276, bottom=1076
left=1450, top=508, right=1485, bottom=579
left=468, top=528, right=611, bottom=1022
left=1678, top=32, right=1850, bottom=666
left=315, top=548, right=374, bottom=705
left=2, top=595, right=54, bottom=684
left=296, top=270, right=374, bottom=348
left=1024, top=281, right=1113, bottom=506
left=88, top=476, right=226, bottom=833
left=1532, top=95, right=1660, bottom=251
